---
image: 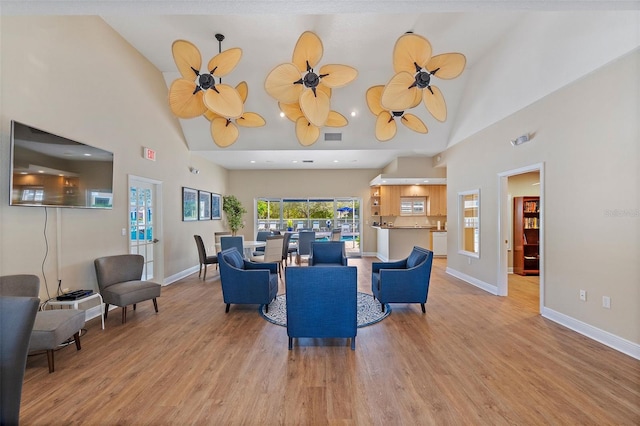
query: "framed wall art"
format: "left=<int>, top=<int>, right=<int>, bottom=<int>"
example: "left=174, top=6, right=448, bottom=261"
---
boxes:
left=182, top=187, right=198, bottom=221
left=199, top=191, right=212, bottom=221
left=211, top=193, right=221, bottom=220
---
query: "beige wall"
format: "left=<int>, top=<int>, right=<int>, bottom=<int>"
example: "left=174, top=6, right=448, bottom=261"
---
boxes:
left=0, top=16, right=228, bottom=295
left=227, top=169, right=380, bottom=253
left=444, top=50, right=639, bottom=343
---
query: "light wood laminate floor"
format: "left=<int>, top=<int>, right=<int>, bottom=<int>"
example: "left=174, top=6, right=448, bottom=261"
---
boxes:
left=20, top=258, right=639, bottom=425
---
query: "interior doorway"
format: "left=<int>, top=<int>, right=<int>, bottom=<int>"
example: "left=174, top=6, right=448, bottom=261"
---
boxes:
left=497, top=164, right=544, bottom=312
left=128, top=175, right=163, bottom=282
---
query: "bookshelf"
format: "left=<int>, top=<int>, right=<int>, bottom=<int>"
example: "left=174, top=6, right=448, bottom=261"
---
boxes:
left=513, top=196, right=539, bottom=276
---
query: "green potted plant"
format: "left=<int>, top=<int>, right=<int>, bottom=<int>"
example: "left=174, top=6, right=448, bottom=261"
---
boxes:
left=222, top=195, right=247, bottom=236
left=286, top=219, right=293, bottom=231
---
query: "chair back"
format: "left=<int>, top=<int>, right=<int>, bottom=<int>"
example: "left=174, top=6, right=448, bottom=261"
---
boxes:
left=94, top=254, right=144, bottom=290
left=331, top=228, right=342, bottom=241
left=194, top=235, right=208, bottom=263
left=256, top=231, right=271, bottom=242
left=0, top=274, right=40, bottom=297
left=262, top=235, right=284, bottom=263
left=281, top=232, right=294, bottom=260
left=310, top=241, right=347, bottom=266
left=0, top=296, right=39, bottom=426
left=297, top=231, right=316, bottom=256
left=285, top=266, right=357, bottom=346
left=220, top=236, right=244, bottom=256
left=214, top=231, right=232, bottom=245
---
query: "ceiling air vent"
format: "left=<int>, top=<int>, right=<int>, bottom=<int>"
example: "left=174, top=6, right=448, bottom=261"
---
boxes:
left=324, top=132, right=342, bottom=141
left=302, top=160, right=314, bottom=163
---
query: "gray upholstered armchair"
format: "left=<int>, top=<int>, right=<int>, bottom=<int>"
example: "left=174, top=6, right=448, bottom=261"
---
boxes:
left=309, top=241, right=348, bottom=266
left=285, top=266, right=357, bottom=350
left=371, top=246, right=434, bottom=313
left=94, top=254, right=161, bottom=324
left=218, top=247, right=278, bottom=313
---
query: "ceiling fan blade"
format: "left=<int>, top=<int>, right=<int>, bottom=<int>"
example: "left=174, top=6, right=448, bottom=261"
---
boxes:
left=295, top=116, right=320, bottom=146
left=171, top=40, right=202, bottom=80
left=401, top=113, right=428, bottom=134
left=279, top=102, right=304, bottom=122
left=423, top=85, right=447, bottom=122
left=235, top=81, right=248, bottom=104
left=375, top=111, right=397, bottom=142
left=393, top=33, right=432, bottom=74
left=292, top=31, right=323, bottom=73
left=300, top=89, right=330, bottom=127
left=207, top=47, right=242, bottom=77
left=318, top=64, right=358, bottom=88
left=380, top=72, right=418, bottom=111
left=317, top=83, right=332, bottom=99
left=211, top=117, right=239, bottom=148
left=168, top=78, right=207, bottom=119
left=427, top=53, right=466, bottom=79
left=203, top=109, right=221, bottom=121
left=366, top=85, right=385, bottom=116
left=265, top=63, right=303, bottom=104
left=203, top=84, right=244, bottom=119
left=326, top=111, right=348, bottom=127
left=410, top=87, right=423, bottom=109
left=236, top=112, right=266, bottom=128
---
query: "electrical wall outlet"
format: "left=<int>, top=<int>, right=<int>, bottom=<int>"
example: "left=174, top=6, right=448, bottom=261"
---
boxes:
left=579, top=289, right=587, bottom=301
left=602, top=296, right=611, bottom=309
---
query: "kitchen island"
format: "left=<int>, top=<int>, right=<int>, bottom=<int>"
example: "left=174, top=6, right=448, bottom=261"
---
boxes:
left=374, top=226, right=434, bottom=261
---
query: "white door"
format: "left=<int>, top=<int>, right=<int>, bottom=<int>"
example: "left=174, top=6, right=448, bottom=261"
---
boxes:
left=129, top=177, right=163, bottom=281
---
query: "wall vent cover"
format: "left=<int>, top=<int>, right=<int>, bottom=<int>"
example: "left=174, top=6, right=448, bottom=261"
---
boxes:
left=324, top=132, right=342, bottom=141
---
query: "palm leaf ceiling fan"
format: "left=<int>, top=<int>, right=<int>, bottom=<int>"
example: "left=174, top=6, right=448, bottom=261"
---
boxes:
left=168, top=34, right=265, bottom=147
left=366, top=85, right=427, bottom=142
left=380, top=32, right=466, bottom=122
left=265, top=31, right=357, bottom=145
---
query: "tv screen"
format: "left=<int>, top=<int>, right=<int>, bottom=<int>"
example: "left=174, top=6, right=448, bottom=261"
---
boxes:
left=9, top=120, right=114, bottom=209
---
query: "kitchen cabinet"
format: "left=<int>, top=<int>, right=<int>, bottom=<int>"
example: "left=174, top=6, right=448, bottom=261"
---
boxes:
left=427, top=185, right=447, bottom=216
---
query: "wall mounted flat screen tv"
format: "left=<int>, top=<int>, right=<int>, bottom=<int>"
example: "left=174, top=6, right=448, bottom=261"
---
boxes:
left=9, top=120, right=114, bottom=209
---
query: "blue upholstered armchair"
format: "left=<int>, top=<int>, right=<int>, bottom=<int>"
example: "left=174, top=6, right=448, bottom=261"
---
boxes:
left=286, top=266, right=357, bottom=350
left=218, top=247, right=278, bottom=313
left=309, top=241, right=348, bottom=266
left=371, top=246, right=433, bottom=313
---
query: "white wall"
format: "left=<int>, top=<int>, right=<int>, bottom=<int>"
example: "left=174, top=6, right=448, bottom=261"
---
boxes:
left=444, top=50, right=639, bottom=345
left=0, top=16, right=228, bottom=296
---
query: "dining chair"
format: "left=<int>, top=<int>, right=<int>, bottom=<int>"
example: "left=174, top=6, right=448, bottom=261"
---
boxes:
left=253, top=231, right=271, bottom=255
left=296, top=231, right=316, bottom=265
left=281, top=232, right=297, bottom=266
left=194, top=235, right=218, bottom=280
left=220, top=236, right=244, bottom=258
left=331, top=228, right=342, bottom=241
left=251, top=235, right=285, bottom=277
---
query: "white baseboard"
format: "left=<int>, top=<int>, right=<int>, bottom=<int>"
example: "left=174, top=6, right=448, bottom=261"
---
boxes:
left=542, top=307, right=640, bottom=360
left=446, top=267, right=498, bottom=295
left=163, top=265, right=201, bottom=286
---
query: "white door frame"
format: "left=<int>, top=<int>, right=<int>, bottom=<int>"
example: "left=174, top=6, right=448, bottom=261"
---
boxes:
left=497, top=163, right=544, bottom=312
left=128, top=175, right=164, bottom=284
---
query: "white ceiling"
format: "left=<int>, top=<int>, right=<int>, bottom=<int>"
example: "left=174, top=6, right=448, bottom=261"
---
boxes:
left=4, top=1, right=639, bottom=170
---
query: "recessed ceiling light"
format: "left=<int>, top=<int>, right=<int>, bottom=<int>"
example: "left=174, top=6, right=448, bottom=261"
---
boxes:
left=333, top=160, right=339, bottom=163
left=250, top=160, right=256, bottom=163
left=83, top=153, right=92, bottom=156
left=279, top=112, right=285, bottom=118
left=292, top=160, right=298, bottom=163
left=351, top=111, right=356, bottom=117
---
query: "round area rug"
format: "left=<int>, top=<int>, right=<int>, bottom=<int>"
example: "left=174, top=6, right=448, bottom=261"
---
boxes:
left=259, top=292, right=390, bottom=328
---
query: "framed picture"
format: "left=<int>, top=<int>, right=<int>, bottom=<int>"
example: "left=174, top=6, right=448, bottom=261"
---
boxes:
left=198, top=191, right=211, bottom=221
left=182, top=187, right=198, bottom=221
left=211, top=193, right=221, bottom=220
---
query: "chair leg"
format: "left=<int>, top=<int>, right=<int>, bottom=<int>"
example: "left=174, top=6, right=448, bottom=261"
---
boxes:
left=46, top=349, right=55, bottom=373
left=198, top=264, right=202, bottom=278
left=133, top=304, right=137, bottom=311
left=104, top=303, right=110, bottom=320
left=420, top=303, right=426, bottom=313
left=351, top=337, right=356, bottom=350
left=122, top=306, right=127, bottom=323
left=265, top=303, right=269, bottom=313
left=381, top=302, right=385, bottom=313
left=203, top=265, right=207, bottom=280
left=288, top=337, right=293, bottom=350
left=153, top=298, right=158, bottom=313
left=73, top=332, right=81, bottom=351
left=225, top=303, right=230, bottom=313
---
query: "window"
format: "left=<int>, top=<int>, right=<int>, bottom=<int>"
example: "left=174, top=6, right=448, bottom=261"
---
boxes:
left=400, top=197, right=426, bottom=216
left=458, top=189, right=480, bottom=258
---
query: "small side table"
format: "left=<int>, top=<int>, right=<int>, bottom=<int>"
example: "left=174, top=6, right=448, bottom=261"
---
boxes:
left=44, top=293, right=105, bottom=330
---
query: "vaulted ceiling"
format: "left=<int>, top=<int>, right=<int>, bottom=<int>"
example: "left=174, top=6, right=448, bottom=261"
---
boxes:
left=5, top=1, right=639, bottom=169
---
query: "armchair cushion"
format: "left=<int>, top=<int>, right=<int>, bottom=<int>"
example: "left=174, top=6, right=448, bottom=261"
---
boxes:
left=309, top=241, right=348, bottom=266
